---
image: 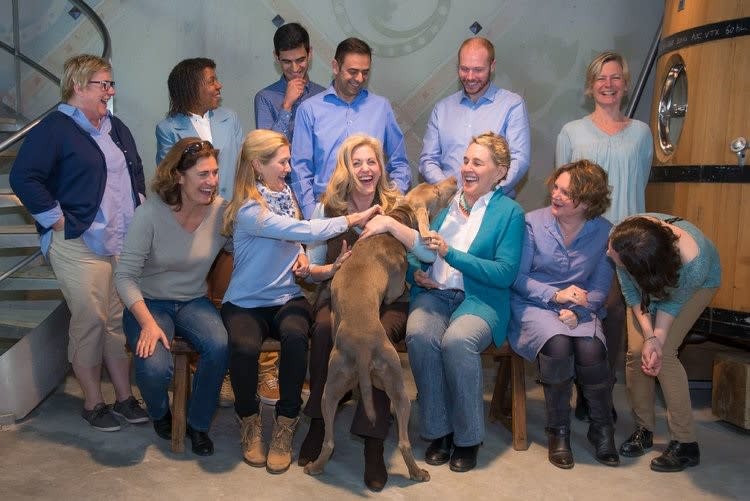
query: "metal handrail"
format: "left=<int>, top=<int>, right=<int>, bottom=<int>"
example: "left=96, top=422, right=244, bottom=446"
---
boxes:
left=0, top=250, right=42, bottom=285
left=0, top=0, right=111, bottom=152
left=626, top=15, right=663, bottom=119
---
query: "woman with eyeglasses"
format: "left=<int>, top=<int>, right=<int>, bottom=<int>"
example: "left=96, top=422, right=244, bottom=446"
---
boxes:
left=10, top=54, right=147, bottom=432
left=114, top=138, right=229, bottom=456
left=509, top=160, right=617, bottom=469
left=220, top=129, right=379, bottom=475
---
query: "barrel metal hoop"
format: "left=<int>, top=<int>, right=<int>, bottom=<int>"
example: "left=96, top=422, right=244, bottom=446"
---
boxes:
left=658, top=17, right=750, bottom=56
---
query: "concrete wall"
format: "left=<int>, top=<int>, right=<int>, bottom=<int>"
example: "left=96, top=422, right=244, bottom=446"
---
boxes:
left=3, top=0, right=664, bottom=211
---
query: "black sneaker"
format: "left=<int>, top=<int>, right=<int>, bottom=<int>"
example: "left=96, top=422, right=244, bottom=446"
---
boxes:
left=112, top=396, right=149, bottom=424
left=81, top=403, right=121, bottom=432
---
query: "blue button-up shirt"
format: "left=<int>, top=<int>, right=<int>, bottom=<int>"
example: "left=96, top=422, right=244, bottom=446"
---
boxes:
left=33, top=104, right=136, bottom=256
left=253, top=76, right=325, bottom=141
left=419, top=84, right=531, bottom=198
left=290, top=85, right=411, bottom=218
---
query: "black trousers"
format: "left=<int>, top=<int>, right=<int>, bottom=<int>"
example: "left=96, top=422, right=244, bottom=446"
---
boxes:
left=221, top=297, right=311, bottom=418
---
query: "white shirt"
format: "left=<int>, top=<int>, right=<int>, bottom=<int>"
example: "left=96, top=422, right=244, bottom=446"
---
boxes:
left=430, top=189, right=495, bottom=290
left=189, top=112, right=213, bottom=142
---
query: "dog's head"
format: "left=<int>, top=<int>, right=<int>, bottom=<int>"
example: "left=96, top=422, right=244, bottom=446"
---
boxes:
left=404, top=177, right=458, bottom=237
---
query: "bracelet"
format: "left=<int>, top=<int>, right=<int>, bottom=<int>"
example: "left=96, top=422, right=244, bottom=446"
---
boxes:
left=643, top=335, right=659, bottom=344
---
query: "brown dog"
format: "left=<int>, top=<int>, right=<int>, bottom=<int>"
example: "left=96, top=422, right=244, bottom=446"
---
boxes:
left=303, top=177, right=457, bottom=482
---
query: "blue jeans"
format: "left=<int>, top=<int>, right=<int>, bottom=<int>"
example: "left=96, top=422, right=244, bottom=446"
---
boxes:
left=123, top=296, right=228, bottom=431
left=406, top=289, right=492, bottom=446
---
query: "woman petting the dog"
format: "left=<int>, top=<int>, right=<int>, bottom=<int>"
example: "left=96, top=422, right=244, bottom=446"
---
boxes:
left=509, top=160, right=616, bottom=469
left=608, top=215, right=719, bottom=472
left=115, top=138, right=229, bottom=456
left=299, top=134, right=432, bottom=491
left=220, top=130, right=379, bottom=474
left=405, top=132, right=524, bottom=473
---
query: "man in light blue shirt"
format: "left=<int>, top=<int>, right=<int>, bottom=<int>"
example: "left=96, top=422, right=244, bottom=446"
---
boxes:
left=419, top=37, right=530, bottom=198
left=291, top=37, right=411, bottom=218
left=254, top=22, right=325, bottom=141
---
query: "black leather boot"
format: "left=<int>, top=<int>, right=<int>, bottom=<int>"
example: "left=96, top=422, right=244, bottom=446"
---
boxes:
left=546, top=426, right=574, bottom=469
left=363, top=437, right=388, bottom=490
left=298, top=417, right=324, bottom=466
left=578, top=361, right=619, bottom=467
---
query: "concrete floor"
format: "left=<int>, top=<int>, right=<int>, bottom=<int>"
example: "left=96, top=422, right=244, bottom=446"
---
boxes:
left=1, top=357, right=748, bottom=500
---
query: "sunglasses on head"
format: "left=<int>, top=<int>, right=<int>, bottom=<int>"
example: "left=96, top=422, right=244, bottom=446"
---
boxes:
left=182, top=140, right=213, bottom=156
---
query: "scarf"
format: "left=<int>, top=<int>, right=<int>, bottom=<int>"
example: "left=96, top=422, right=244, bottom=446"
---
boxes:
left=256, top=182, right=300, bottom=219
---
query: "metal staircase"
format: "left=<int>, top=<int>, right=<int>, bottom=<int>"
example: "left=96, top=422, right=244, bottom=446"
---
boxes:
left=0, top=0, right=111, bottom=423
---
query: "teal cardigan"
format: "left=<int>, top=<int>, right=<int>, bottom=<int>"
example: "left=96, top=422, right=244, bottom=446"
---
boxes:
left=408, top=189, right=525, bottom=346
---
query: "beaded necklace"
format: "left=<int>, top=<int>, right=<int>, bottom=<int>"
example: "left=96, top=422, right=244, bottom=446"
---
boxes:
left=458, top=191, right=472, bottom=217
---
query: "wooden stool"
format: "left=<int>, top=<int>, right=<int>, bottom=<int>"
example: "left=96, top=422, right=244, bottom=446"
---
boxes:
left=394, top=340, right=528, bottom=451
left=170, top=336, right=282, bottom=453
left=712, top=351, right=750, bottom=430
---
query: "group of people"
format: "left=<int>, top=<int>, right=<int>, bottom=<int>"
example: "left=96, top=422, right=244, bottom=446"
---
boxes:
left=9, top=20, right=721, bottom=493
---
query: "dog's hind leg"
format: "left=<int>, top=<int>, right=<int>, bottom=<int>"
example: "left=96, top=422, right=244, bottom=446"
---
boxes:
left=377, top=349, right=430, bottom=482
left=304, top=348, right=355, bottom=476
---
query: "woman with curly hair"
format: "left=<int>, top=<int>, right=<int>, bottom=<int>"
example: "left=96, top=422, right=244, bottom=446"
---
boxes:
left=510, top=160, right=616, bottom=469
left=608, top=215, right=720, bottom=472
left=297, top=134, right=431, bottom=490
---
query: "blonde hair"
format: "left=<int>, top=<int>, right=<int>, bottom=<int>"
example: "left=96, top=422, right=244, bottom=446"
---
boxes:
left=321, top=134, right=401, bottom=216
left=470, top=132, right=510, bottom=180
left=222, top=129, right=290, bottom=235
left=61, top=54, right=111, bottom=102
left=584, top=51, right=630, bottom=100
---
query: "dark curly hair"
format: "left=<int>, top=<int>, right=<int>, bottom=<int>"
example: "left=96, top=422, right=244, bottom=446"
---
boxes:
left=609, top=216, right=681, bottom=312
left=547, top=160, right=611, bottom=220
left=167, top=58, right=216, bottom=117
left=151, top=137, right=219, bottom=211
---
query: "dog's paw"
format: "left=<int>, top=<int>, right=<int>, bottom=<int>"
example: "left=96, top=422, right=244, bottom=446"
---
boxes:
left=411, top=468, right=430, bottom=482
left=303, top=463, right=324, bottom=476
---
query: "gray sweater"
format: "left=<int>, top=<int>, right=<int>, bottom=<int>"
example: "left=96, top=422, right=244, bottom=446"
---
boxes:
left=115, top=195, right=227, bottom=308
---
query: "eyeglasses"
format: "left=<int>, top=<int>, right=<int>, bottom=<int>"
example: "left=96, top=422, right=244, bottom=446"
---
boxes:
left=182, top=140, right=213, bottom=156
left=88, top=80, right=116, bottom=91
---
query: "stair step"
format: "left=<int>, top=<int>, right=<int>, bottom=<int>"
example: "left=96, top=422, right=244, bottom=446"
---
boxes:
left=0, top=299, right=61, bottom=330
left=0, top=265, right=58, bottom=291
left=0, top=225, right=39, bottom=248
left=0, top=193, right=21, bottom=208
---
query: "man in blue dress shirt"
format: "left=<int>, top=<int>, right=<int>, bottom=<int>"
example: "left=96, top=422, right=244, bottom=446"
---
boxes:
left=291, top=37, right=411, bottom=218
left=254, top=22, right=325, bottom=141
left=419, top=37, right=531, bottom=198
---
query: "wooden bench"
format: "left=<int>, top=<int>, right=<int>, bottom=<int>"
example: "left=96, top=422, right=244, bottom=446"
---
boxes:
left=178, top=250, right=527, bottom=452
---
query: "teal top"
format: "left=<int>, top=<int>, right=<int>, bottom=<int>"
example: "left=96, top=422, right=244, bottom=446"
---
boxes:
left=556, top=116, right=653, bottom=224
left=616, top=213, right=722, bottom=317
left=408, top=189, right=525, bottom=346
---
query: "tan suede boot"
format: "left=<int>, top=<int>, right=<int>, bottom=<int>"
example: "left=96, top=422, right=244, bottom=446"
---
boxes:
left=240, top=414, right=265, bottom=467
left=266, top=415, right=299, bottom=474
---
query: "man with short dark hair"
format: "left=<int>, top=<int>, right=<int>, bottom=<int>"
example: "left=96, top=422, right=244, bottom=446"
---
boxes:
left=156, top=58, right=243, bottom=200
left=419, top=37, right=530, bottom=198
left=254, top=22, right=325, bottom=141
left=291, top=37, right=411, bottom=218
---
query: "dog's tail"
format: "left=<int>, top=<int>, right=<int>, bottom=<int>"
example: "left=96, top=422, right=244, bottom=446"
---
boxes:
left=357, top=351, right=377, bottom=426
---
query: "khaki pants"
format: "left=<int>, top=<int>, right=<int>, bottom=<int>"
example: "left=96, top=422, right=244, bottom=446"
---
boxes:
left=48, top=231, right=127, bottom=367
left=625, top=287, right=717, bottom=442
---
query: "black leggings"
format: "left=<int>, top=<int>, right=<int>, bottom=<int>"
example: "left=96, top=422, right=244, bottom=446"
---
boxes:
left=540, top=334, right=607, bottom=368
left=221, top=297, right=311, bottom=418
